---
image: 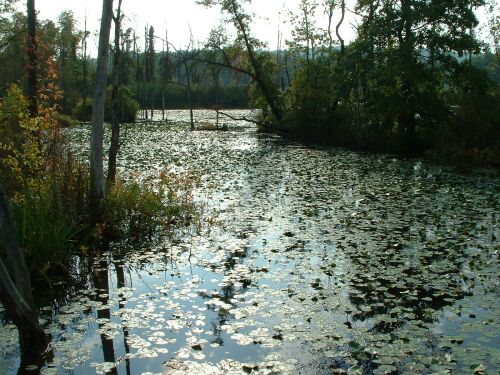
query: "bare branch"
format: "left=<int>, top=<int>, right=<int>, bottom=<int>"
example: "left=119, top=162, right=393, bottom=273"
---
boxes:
left=218, top=110, right=263, bottom=126
left=187, top=55, right=256, bottom=79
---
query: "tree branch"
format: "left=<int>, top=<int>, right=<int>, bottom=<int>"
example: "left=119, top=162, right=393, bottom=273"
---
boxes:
left=0, top=29, right=27, bottom=50
left=218, top=110, right=263, bottom=126
left=187, top=56, right=256, bottom=79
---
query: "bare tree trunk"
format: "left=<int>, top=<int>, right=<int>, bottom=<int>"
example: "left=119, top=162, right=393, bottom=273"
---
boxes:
left=27, top=0, right=37, bottom=117
left=276, top=27, right=284, bottom=89
left=143, top=28, right=148, bottom=119
left=284, top=52, right=291, bottom=87
left=148, top=26, right=155, bottom=120
left=150, top=86, right=154, bottom=119
left=161, top=86, right=165, bottom=120
left=90, top=0, right=114, bottom=223
left=215, top=69, right=220, bottom=128
left=326, top=0, right=334, bottom=51
left=0, top=188, right=48, bottom=368
left=82, top=15, right=89, bottom=106
left=107, top=0, right=122, bottom=188
left=336, top=0, right=346, bottom=56
left=162, top=34, right=166, bottom=121
left=184, top=60, right=194, bottom=130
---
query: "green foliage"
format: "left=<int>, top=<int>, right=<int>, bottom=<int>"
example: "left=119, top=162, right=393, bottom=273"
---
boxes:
left=104, top=172, right=199, bottom=241
left=282, top=60, right=334, bottom=137
left=150, top=85, right=249, bottom=110
left=10, top=190, right=84, bottom=274
left=74, top=86, right=139, bottom=122
left=0, top=85, right=89, bottom=275
left=54, top=113, right=77, bottom=127
left=472, top=52, right=500, bottom=84
left=56, top=11, right=84, bottom=114
left=0, top=0, right=18, bottom=14
left=7, top=149, right=90, bottom=275
left=0, top=12, right=27, bottom=98
left=275, top=0, right=500, bottom=164
left=0, top=85, right=45, bottom=193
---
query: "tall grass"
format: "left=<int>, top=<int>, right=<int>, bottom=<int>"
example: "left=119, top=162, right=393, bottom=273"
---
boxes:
left=9, top=150, right=91, bottom=276
left=105, top=171, right=199, bottom=241
left=11, top=190, right=85, bottom=274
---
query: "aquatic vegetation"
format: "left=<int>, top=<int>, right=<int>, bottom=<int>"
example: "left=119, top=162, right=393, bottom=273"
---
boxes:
left=104, top=171, right=199, bottom=241
left=1, top=110, right=498, bottom=374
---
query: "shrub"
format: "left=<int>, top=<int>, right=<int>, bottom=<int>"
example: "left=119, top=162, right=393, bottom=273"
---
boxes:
left=104, top=172, right=199, bottom=241
left=1, top=86, right=199, bottom=278
left=0, top=85, right=46, bottom=194
left=8, top=150, right=90, bottom=276
left=10, top=190, right=85, bottom=276
left=74, top=86, right=139, bottom=123
left=54, top=113, right=78, bottom=128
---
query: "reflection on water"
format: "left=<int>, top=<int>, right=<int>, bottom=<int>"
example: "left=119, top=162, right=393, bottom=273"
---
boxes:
left=0, top=110, right=499, bottom=374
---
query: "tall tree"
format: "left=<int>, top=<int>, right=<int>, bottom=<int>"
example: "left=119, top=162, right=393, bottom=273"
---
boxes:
left=184, top=34, right=195, bottom=130
left=146, top=25, right=155, bottom=119
left=90, top=0, right=113, bottom=223
left=26, top=0, right=37, bottom=117
left=288, top=0, right=318, bottom=66
left=165, top=37, right=196, bottom=129
left=353, top=0, right=485, bottom=153
left=142, top=27, right=148, bottom=119
left=198, top=0, right=283, bottom=125
left=107, top=0, right=123, bottom=187
left=335, top=0, right=345, bottom=55
left=486, top=0, right=499, bottom=64
left=206, top=26, right=227, bottom=126
left=57, top=11, right=82, bottom=114
left=161, top=29, right=168, bottom=120
left=82, top=14, right=90, bottom=106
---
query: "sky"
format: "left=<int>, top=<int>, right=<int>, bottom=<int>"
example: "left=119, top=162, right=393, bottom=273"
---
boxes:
left=26, top=0, right=490, bottom=55
left=33, top=0, right=357, bottom=54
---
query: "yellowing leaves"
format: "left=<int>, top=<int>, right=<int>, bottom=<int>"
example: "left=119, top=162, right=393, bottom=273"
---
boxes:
left=0, top=84, right=59, bottom=194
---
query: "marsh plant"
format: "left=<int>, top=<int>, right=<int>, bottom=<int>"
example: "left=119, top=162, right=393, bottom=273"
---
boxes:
left=104, top=171, right=200, bottom=241
left=1, top=85, right=200, bottom=279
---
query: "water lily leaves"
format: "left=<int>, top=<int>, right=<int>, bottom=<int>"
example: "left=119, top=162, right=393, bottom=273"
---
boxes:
left=0, top=110, right=496, bottom=374
left=90, top=361, right=117, bottom=374
left=373, top=364, right=397, bottom=374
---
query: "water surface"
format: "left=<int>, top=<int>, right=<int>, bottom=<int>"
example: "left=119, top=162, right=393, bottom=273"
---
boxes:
left=1, top=110, right=499, bottom=374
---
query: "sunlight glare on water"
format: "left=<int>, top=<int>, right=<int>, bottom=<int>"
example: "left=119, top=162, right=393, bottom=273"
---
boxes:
left=1, top=110, right=499, bottom=375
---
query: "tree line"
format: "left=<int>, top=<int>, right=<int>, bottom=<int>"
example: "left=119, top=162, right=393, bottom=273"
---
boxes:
left=200, top=0, right=500, bottom=164
left=2, top=0, right=497, bottom=164
left=0, top=0, right=499, bottom=369
left=0, top=1, right=252, bottom=124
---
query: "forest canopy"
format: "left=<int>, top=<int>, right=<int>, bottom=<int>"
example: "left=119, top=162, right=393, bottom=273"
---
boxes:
left=0, top=0, right=499, bottom=162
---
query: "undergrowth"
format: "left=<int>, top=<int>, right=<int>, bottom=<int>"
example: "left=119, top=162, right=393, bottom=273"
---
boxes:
left=104, top=171, right=200, bottom=242
left=1, top=84, right=200, bottom=282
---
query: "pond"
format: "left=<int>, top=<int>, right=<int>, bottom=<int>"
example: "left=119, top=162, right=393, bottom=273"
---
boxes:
left=1, top=109, right=499, bottom=374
